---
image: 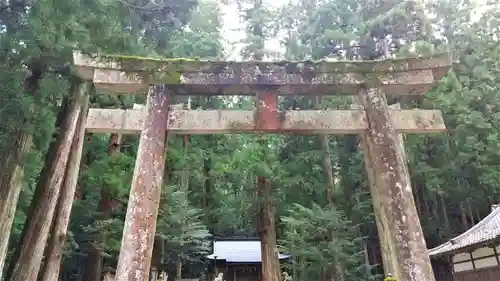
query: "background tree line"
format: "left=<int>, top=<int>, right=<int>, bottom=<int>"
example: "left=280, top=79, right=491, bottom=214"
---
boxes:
left=1, top=0, right=500, bottom=280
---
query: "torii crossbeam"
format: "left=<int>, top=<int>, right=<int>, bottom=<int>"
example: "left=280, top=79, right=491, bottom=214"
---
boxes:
left=73, top=51, right=452, bottom=281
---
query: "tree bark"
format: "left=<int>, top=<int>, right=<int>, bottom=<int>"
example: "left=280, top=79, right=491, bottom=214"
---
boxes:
left=318, top=134, right=335, bottom=205
left=363, top=241, right=371, bottom=278
left=0, top=131, right=32, bottom=280
left=5, top=82, right=87, bottom=281
left=181, top=135, right=190, bottom=190
left=175, top=253, right=183, bottom=281
left=422, top=185, right=431, bottom=218
left=114, top=86, right=170, bottom=281
left=414, top=185, right=422, bottom=215
left=249, top=0, right=281, bottom=278
left=459, top=202, right=469, bottom=230
left=202, top=96, right=216, bottom=231
left=255, top=92, right=281, bottom=281
left=315, top=96, right=345, bottom=281
left=439, top=196, right=450, bottom=234
left=174, top=134, right=191, bottom=281
left=39, top=93, right=89, bottom=281
left=258, top=177, right=280, bottom=281
left=466, top=198, right=475, bottom=225
left=83, top=133, right=123, bottom=281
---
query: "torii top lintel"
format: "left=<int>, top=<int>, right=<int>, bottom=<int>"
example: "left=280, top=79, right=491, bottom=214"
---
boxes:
left=73, top=51, right=452, bottom=96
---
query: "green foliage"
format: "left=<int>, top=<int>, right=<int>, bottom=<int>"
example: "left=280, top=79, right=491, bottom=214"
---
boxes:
left=280, top=203, right=371, bottom=281
left=5, top=0, right=500, bottom=280
left=80, top=151, right=135, bottom=198
left=157, top=185, right=212, bottom=266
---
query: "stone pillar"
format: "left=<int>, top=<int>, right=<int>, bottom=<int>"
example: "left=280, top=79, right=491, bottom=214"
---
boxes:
left=358, top=86, right=435, bottom=281
left=115, top=86, right=171, bottom=281
left=356, top=102, right=407, bottom=277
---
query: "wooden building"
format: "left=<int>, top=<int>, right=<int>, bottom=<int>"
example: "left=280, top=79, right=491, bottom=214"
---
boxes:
left=206, top=239, right=289, bottom=281
left=428, top=205, right=500, bottom=281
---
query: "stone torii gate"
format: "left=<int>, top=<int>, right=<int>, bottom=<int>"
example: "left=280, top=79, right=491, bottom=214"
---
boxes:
left=73, top=51, right=452, bottom=281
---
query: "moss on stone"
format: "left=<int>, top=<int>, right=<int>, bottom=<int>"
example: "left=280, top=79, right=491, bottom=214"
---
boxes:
left=228, top=120, right=250, bottom=130
left=151, top=71, right=182, bottom=84
left=99, top=54, right=195, bottom=71
left=88, top=52, right=451, bottom=79
left=94, top=54, right=197, bottom=84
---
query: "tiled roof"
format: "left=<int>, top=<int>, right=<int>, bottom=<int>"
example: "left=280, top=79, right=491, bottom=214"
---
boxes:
left=428, top=205, right=500, bottom=257
left=206, top=241, right=290, bottom=263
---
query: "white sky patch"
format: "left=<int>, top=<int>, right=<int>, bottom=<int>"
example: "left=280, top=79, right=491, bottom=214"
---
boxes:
left=219, top=0, right=490, bottom=61
left=220, top=0, right=289, bottom=60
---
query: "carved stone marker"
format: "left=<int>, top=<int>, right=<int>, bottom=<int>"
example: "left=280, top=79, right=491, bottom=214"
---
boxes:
left=73, top=51, right=452, bottom=281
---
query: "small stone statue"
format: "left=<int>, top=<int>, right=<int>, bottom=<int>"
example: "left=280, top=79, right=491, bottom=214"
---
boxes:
left=384, top=273, right=396, bottom=281
left=282, top=271, right=292, bottom=281
left=213, top=272, right=224, bottom=281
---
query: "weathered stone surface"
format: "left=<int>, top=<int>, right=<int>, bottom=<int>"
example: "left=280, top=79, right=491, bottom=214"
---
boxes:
left=86, top=108, right=146, bottom=133
left=87, top=67, right=439, bottom=96
left=74, top=51, right=451, bottom=75
left=355, top=102, right=408, bottom=277
left=180, top=69, right=436, bottom=96
left=85, top=108, right=445, bottom=134
left=93, top=69, right=147, bottom=93
left=114, top=86, right=170, bottom=281
left=73, top=52, right=452, bottom=95
left=358, top=87, right=435, bottom=281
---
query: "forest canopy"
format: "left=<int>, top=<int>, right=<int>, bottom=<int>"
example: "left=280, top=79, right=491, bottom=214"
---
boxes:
left=1, top=0, right=499, bottom=281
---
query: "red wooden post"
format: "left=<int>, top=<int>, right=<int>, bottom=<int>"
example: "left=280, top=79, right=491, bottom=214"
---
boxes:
left=255, top=92, right=279, bottom=131
left=255, top=91, right=281, bottom=281
left=115, top=86, right=171, bottom=281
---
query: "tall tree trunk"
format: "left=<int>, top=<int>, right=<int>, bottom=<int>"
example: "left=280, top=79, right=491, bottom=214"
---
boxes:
left=459, top=202, right=469, bottom=230
left=0, top=132, right=32, bottom=280
left=439, top=196, right=450, bottom=234
left=456, top=178, right=469, bottom=230
left=255, top=93, right=281, bottom=281
left=83, top=133, right=123, bottom=281
left=422, top=186, right=431, bottom=218
left=315, top=97, right=345, bottom=281
left=363, top=241, right=371, bottom=278
left=151, top=238, right=164, bottom=280
left=258, top=178, right=280, bottom=281
left=202, top=96, right=216, bottom=232
left=414, top=184, right=422, bottom=215
left=181, top=135, right=190, bottom=189
left=175, top=134, right=191, bottom=281
left=318, top=135, right=335, bottom=205
left=175, top=254, right=183, bottom=281
left=40, top=93, right=89, bottom=281
left=466, top=198, right=475, bottom=225
left=255, top=92, right=281, bottom=281
left=431, top=192, right=439, bottom=222
left=5, top=82, right=86, bottom=281
left=0, top=64, right=49, bottom=273
left=203, top=140, right=215, bottom=230
left=247, top=0, right=281, bottom=279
